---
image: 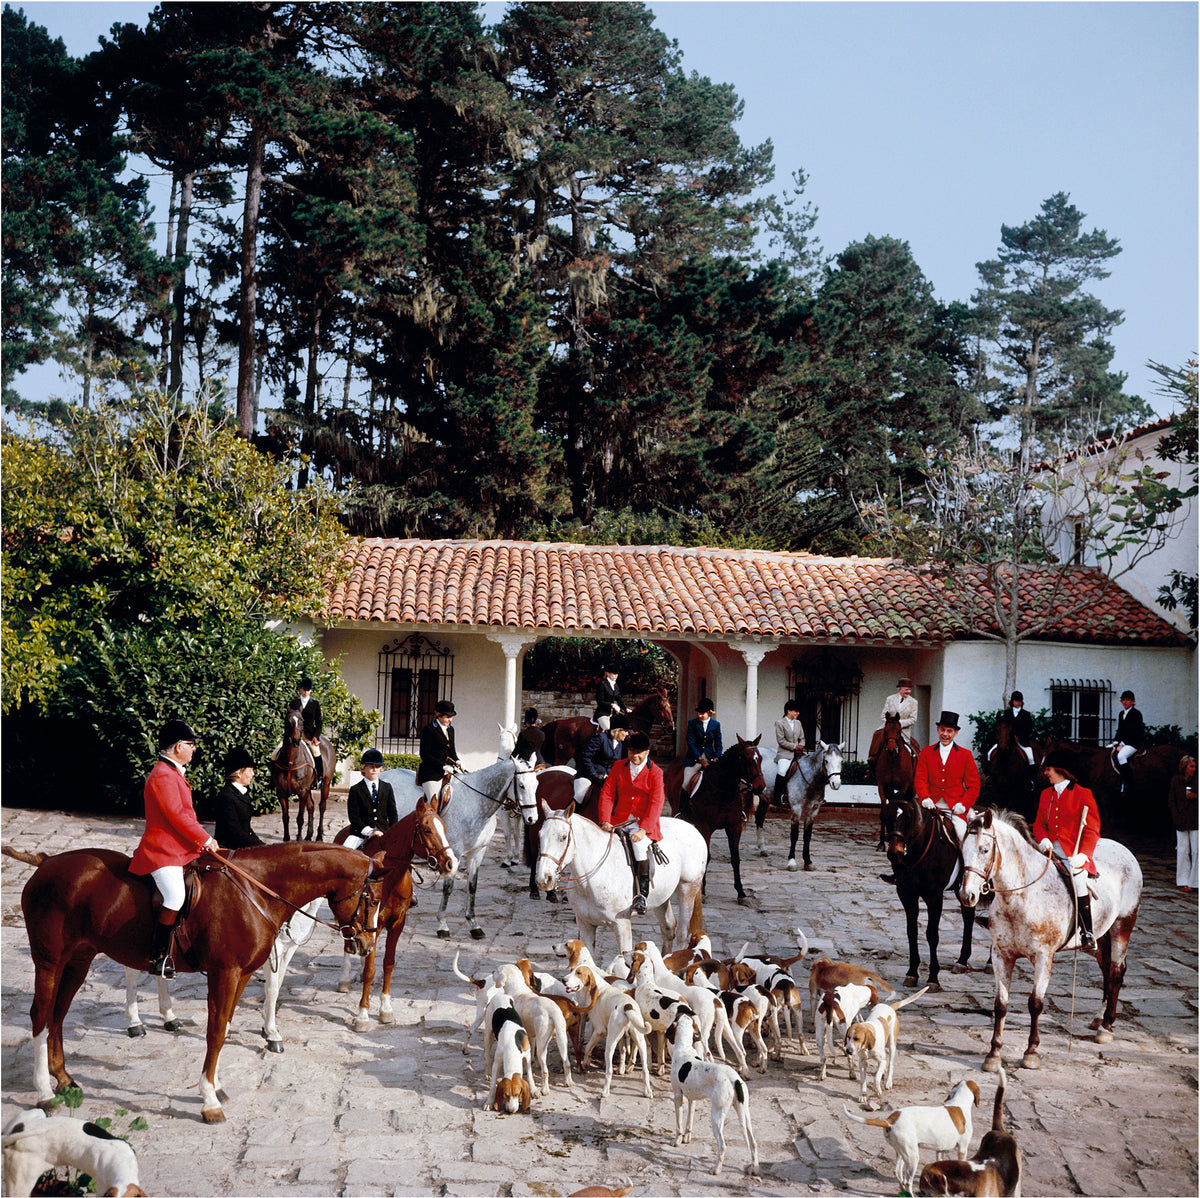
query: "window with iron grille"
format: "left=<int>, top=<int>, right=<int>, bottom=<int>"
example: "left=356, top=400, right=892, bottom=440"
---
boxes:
left=1048, top=678, right=1114, bottom=746
left=377, top=634, right=454, bottom=751
left=786, top=652, right=863, bottom=758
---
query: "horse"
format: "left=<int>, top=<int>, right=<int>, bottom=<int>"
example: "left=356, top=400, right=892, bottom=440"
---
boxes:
left=541, top=689, right=675, bottom=766
left=883, top=797, right=977, bottom=990
left=524, top=766, right=597, bottom=902
left=669, top=736, right=765, bottom=904
left=870, top=711, right=918, bottom=850
left=329, top=793, right=459, bottom=1032
left=382, top=754, right=540, bottom=939
left=982, top=714, right=1036, bottom=819
left=781, top=740, right=845, bottom=871
left=1, top=841, right=382, bottom=1123
left=533, top=803, right=708, bottom=959
left=958, top=806, right=1143, bottom=1070
left=269, top=705, right=334, bottom=842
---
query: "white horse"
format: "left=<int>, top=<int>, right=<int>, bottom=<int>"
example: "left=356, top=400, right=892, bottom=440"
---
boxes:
left=384, top=754, right=539, bottom=939
left=533, top=802, right=708, bottom=958
left=782, top=740, right=845, bottom=871
left=495, top=723, right=525, bottom=868
left=958, top=806, right=1143, bottom=1071
left=124, top=897, right=324, bottom=1053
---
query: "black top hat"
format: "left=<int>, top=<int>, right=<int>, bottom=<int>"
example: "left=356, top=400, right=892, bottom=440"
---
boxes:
left=626, top=731, right=651, bottom=753
left=435, top=700, right=456, bottom=717
left=222, top=746, right=255, bottom=775
left=695, top=698, right=715, bottom=713
left=935, top=710, right=961, bottom=730
left=158, top=718, right=197, bottom=750
left=360, top=748, right=384, bottom=767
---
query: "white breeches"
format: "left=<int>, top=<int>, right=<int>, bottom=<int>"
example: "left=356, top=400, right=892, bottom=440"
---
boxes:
left=1049, top=843, right=1089, bottom=895
left=421, top=780, right=442, bottom=800
left=1176, top=830, right=1198, bottom=888
left=630, top=833, right=650, bottom=862
left=988, top=743, right=1035, bottom=765
left=1114, top=744, right=1136, bottom=766
left=151, top=865, right=186, bottom=911
left=344, top=833, right=365, bottom=850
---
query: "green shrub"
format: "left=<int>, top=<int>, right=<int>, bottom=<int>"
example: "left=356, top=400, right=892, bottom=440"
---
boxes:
left=383, top=753, right=421, bottom=771
left=967, top=706, right=1066, bottom=749
left=1146, top=723, right=1198, bottom=756
left=522, top=636, right=677, bottom=692
left=841, top=759, right=871, bottom=785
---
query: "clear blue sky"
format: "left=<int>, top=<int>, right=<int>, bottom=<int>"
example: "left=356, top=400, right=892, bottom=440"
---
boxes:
left=16, top=0, right=1200, bottom=415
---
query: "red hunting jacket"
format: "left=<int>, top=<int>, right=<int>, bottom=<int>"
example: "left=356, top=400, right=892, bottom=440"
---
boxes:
left=1033, top=782, right=1101, bottom=874
left=914, top=742, right=981, bottom=812
left=598, top=758, right=666, bottom=841
left=129, top=760, right=210, bottom=875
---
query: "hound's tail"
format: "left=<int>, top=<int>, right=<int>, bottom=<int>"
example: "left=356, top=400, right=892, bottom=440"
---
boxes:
left=842, top=1104, right=892, bottom=1130
left=889, top=985, right=930, bottom=1011
left=687, top=888, right=704, bottom=939
left=1, top=846, right=46, bottom=867
left=451, top=950, right=485, bottom=989
left=992, top=1062, right=1008, bottom=1132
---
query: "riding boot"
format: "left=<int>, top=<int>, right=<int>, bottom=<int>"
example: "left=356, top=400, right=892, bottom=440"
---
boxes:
left=147, top=912, right=178, bottom=979
left=772, top=776, right=788, bottom=811
left=632, top=859, right=650, bottom=914
left=1076, top=893, right=1097, bottom=950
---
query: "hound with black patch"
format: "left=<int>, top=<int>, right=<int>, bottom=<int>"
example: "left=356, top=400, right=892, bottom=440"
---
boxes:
left=3, top=1109, right=146, bottom=1198
left=669, top=1007, right=759, bottom=1176
left=843, top=1078, right=982, bottom=1194
left=487, top=1004, right=536, bottom=1113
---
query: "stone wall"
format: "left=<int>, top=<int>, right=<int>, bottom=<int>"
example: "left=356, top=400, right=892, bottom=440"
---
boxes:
left=522, top=688, right=678, bottom=760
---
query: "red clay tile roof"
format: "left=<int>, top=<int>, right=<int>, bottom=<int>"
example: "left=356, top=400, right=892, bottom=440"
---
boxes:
left=327, top=539, right=1189, bottom=647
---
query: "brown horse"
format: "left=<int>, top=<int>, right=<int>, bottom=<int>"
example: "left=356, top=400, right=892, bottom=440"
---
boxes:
left=332, top=792, right=458, bottom=1032
left=870, top=711, right=918, bottom=850
left=270, top=705, right=333, bottom=842
left=669, top=736, right=765, bottom=904
left=523, top=767, right=606, bottom=901
left=542, top=689, right=675, bottom=766
left=2, top=841, right=382, bottom=1123
left=982, top=713, right=1036, bottom=819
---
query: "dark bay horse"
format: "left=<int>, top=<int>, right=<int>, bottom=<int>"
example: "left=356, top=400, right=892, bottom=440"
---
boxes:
left=883, top=797, right=977, bottom=990
left=2, top=842, right=382, bottom=1123
left=783, top=740, right=845, bottom=872
left=870, top=712, right=918, bottom=850
left=542, top=689, right=675, bottom=766
left=670, top=736, right=765, bottom=904
left=332, top=793, right=458, bottom=1032
left=982, top=714, right=1036, bottom=819
left=524, top=767, right=601, bottom=902
left=270, top=706, right=334, bottom=842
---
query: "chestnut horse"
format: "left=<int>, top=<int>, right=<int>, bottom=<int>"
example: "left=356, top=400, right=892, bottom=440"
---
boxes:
left=542, top=689, right=675, bottom=766
left=959, top=807, right=1142, bottom=1070
left=982, top=713, right=1036, bottom=819
left=2, top=842, right=382, bottom=1123
left=270, top=705, right=334, bottom=842
left=330, top=792, right=458, bottom=1032
left=870, top=711, right=918, bottom=850
left=668, top=736, right=766, bottom=904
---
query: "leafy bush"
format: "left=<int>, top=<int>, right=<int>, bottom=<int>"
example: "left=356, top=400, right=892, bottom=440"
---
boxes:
left=967, top=706, right=1066, bottom=749
left=1146, top=723, right=1198, bottom=756
left=522, top=636, right=677, bottom=692
left=383, top=753, right=421, bottom=771
left=842, top=759, right=871, bottom=785
left=55, top=617, right=378, bottom=812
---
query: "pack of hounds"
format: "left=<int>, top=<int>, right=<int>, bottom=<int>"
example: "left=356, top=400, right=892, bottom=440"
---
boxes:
left=452, top=928, right=1021, bottom=1193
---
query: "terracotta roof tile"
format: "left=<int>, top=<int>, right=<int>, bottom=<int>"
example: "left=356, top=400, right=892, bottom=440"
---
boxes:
left=327, top=539, right=1189, bottom=647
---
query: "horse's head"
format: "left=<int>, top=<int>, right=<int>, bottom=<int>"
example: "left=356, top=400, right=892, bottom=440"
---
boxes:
left=820, top=741, right=845, bottom=791
left=995, top=713, right=1015, bottom=747
left=885, top=795, right=922, bottom=860
left=958, top=806, right=998, bottom=907
left=284, top=706, right=304, bottom=743
left=512, top=754, right=541, bottom=825
left=655, top=689, right=675, bottom=732
left=734, top=734, right=766, bottom=794
left=534, top=803, right=574, bottom=891
left=882, top=711, right=903, bottom=751
left=411, top=796, right=458, bottom=877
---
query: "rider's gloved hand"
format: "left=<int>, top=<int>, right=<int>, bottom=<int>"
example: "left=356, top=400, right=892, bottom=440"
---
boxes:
left=362, top=827, right=375, bottom=837
left=1069, top=852, right=1088, bottom=869
left=952, top=803, right=966, bottom=815
left=921, top=798, right=935, bottom=810
left=1039, top=837, right=1053, bottom=853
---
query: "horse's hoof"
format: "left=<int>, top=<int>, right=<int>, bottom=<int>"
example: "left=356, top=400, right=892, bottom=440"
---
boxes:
left=875, top=840, right=886, bottom=852
left=981, top=1054, right=1001, bottom=1073
left=758, top=847, right=768, bottom=857
left=926, top=981, right=943, bottom=994
left=470, top=927, right=485, bottom=940
left=904, top=974, right=919, bottom=987
left=379, top=1010, right=395, bottom=1026
left=265, top=1039, right=284, bottom=1054
left=353, top=1019, right=371, bottom=1034
left=337, top=980, right=352, bottom=994
left=1095, top=1027, right=1115, bottom=1044
left=951, top=962, right=972, bottom=974
left=316, top=834, right=324, bottom=843
left=1021, top=1051, right=1041, bottom=1069
left=410, top=896, right=417, bottom=908
left=437, top=928, right=450, bottom=940
left=163, top=1019, right=183, bottom=1032
left=201, top=1108, right=226, bottom=1125
left=786, top=859, right=797, bottom=871
left=126, top=1025, right=146, bottom=1038
left=803, top=862, right=813, bottom=872
left=529, top=890, right=540, bottom=901
left=737, top=894, right=750, bottom=906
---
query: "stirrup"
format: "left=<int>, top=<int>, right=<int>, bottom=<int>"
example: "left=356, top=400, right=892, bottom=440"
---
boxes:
left=147, top=954, right=175, bottom=979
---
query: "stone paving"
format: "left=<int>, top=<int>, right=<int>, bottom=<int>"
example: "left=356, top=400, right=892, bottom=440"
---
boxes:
left=2, top=799, right=1197, bottom=1197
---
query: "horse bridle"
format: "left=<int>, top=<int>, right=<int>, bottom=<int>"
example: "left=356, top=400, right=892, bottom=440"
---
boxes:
left=960, top=826, right=999, bottom=895
left=450, top=764, right=539, bottom=817
left=535, top=812, right=616, bottom=887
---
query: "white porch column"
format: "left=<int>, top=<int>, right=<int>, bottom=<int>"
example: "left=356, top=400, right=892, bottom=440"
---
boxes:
left=486, top=632, right=536, bottom=730
left=735, top=642, right=770, bottom=739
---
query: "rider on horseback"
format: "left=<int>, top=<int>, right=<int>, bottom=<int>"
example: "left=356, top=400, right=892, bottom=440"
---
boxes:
left=1035, top=748, right=1102, bottom=949
left=418, top=700, right=462, bottom=799
left=987, top=691, right=1037, bottom=766
left=598, top=731, right=665, bottom=914
left=128, top=719, right=219, bottom=978
left=771, top=699, right=805, bottom=810
left=1109, top=690, right=1144, bottom=792
left=682, top=698, right=722, bottom=796
left=578, top=714, right=629, bottom=795
left=345, top=748, right=397, bottom=849
left=597, top=664, right=629, bottom=718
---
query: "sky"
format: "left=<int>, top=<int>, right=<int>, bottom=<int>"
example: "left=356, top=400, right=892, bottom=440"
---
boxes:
left=13, top=0, right=1200, bottom=416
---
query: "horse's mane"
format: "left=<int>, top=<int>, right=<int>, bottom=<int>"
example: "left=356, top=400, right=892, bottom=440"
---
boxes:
left=987, top=807, right=1039, bottom=848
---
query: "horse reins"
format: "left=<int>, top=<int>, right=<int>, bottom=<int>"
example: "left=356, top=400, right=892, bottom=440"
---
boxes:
left=198, top=848, right=377, bottom=943
left=536, top=815, right=618, bottom=889
left=449, top=764, right=538, bottom=816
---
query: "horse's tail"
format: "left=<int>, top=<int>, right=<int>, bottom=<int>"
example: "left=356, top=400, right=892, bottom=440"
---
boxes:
left=687, top=887, right=704, bottom=939
left=1, top=845, right=46, bottom=867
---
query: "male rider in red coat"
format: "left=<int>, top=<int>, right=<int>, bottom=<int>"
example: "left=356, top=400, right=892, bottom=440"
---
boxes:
left=914, top=709, right=981, bottom=818
left=598, top=731, right=665, bottom=914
